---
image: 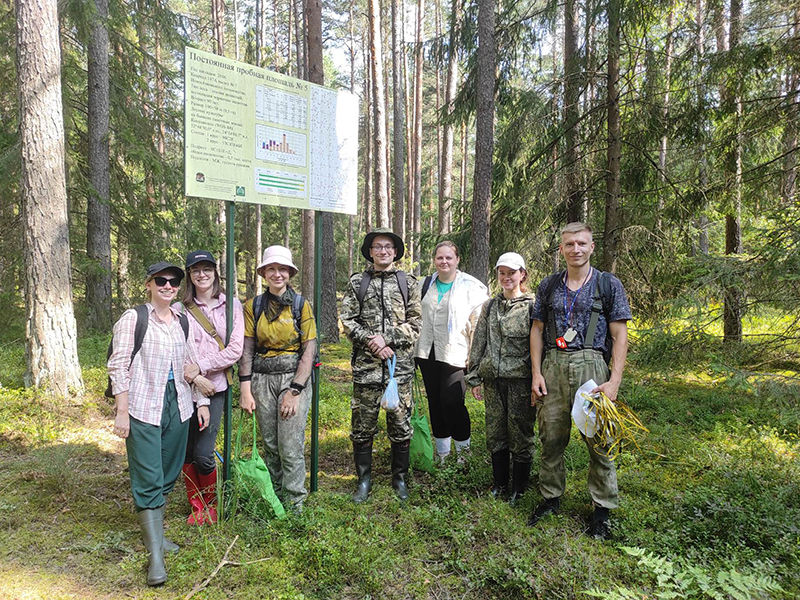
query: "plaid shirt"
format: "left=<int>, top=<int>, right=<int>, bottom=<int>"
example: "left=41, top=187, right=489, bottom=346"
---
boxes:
left=108, top=303, right=206, bottom=426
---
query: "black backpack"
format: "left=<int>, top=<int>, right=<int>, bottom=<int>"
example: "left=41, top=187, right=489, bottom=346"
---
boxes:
left=105, top=305, right=190, bottom=398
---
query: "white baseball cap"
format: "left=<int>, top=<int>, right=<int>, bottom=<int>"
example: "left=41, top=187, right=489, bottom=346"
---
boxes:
left=495, top=252, right=526, bottom=271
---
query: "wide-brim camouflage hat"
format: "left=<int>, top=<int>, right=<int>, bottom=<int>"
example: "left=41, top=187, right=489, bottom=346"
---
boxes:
left=360, top=228, right=405, bottom=262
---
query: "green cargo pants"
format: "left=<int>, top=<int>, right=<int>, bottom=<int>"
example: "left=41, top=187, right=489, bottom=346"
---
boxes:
left=537, top=349, right=619, bottom=509
left=252, top=370, right=312, bottom=509
left=126, top=381, right=190, bottom=510
left=484, top=377, right=537, bottom=463
left=350, top=381, right=414, bottom=444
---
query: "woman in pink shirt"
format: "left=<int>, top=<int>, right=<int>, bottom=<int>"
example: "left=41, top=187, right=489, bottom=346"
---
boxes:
left=109, top=261, right=212, bottom=586
left=180, top=250, right=244, bottom=525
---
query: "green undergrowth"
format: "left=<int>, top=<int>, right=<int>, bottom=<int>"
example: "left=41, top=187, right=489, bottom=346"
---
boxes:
left=0, top=332, right=798, bottom=599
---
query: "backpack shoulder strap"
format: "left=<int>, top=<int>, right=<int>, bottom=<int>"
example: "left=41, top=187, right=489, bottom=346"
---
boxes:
left=291, top=293, right=304, bottom=334
left=584, top=270, right=605, bottom=350
left=177, top=312, right=190, bottom=340
left=395, top=270, right=409, bottom=308
left=130, top=304, right=150, bottom=364
left=357, top=271, right=372, bottom=312
left=544, top=270, right=564, bottom=348
left=421, top=275, right=433, bottom=300
left=253, top=293, right=266, bottom=329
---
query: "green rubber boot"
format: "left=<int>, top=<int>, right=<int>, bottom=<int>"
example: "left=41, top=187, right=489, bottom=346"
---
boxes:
left=138, top=508, right=167, bottom=586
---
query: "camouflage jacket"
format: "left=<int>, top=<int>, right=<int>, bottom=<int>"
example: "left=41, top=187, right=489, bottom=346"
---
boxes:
left=466, top=292, right=535, bottom=385
left=341, top=264, right=422, bottom=386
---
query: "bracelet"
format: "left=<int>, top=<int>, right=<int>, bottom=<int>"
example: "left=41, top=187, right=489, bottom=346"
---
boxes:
left=239, top=375, right=252, bottom=382
left=289, top=381, right=304, bottom=392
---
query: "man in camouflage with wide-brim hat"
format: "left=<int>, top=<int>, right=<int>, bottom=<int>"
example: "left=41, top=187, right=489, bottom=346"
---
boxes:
left=341, top=228, right=422, bottom=502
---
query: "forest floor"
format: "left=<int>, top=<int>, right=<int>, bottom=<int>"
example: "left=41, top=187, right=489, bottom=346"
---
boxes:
left=0, top=331, right=798, bottom=599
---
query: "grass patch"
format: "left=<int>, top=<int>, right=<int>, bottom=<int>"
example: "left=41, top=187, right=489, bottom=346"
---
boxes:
left=0, top=335, right=797, bottom=599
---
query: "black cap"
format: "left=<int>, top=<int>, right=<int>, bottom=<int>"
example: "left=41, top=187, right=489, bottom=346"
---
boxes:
left=185, top=250, right=217, bottom=270
left=146, top=261, right=184, bottom=279
left=360, top=228, right=405, bottom=262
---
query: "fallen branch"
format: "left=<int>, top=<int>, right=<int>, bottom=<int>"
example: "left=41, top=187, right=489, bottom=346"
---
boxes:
left=184, top=535, right=272, bottom=599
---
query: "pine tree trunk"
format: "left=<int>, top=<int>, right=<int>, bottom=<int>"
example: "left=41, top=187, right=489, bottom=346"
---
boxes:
left=564, top=0, right=583, bottom=223
left=116, top=229, right=130, bottom=308
left=320, top=213, right=339, bottom=341
left=412, top=0, right=424, bottom=268
left=469, top=0, right=495, bottom=284
left=696, top=0, right=710, bottom=255
left=602, top=0, right=621, bottom=273
left=369, top=0, right=390, bottom=226
left=656, top=1, right=675, bottom=232
left=723, top=0, right=743, bottom=344
left=86, top=0, right=112, bottom=330
left=362, top=35, right=374, bottom=233
left=438, top=0, right=462, bottom=235
left=17, top=0, right=84, bottom=395
left=391, top=0, right=406, bottom=240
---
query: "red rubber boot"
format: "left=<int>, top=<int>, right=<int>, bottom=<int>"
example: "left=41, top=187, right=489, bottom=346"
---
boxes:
left=182, top=463, right=206, bottom=526
left=197, top=468, right=218, bottom=524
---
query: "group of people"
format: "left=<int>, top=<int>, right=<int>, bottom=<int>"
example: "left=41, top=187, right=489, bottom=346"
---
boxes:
left=107, top=221, right=631, bottom=587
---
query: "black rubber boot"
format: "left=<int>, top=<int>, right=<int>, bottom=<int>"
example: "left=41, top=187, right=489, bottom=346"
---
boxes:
left=588, top=506, right=611, bottom=540
left=352, top=440, right=373, bottom=503
left=490, top=449, right=510, bottom=499
left=527, top=497, right=561, bottom=526
left=391, top=440, right=411, bottom=501
left=138, top=508, right=167, bottom=586
left=508, top=461, right=531, bottom=506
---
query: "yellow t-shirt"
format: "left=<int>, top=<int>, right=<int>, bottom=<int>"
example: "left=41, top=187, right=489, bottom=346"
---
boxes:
left=244, top=296, right=317, bottom=357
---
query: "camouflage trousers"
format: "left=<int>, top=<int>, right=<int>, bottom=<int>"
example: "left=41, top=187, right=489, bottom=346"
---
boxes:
left=537, top=349, right=619, bottom=509
left=484, top=377, right=537, bottom=463
left=350, top=381, right=414, bottom=444
left=252, top=371, right=312, bottom=508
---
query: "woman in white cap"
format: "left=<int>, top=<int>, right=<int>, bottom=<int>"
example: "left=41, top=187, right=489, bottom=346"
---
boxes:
left=238, top=245, right=317, bottom=512
left=414, top=241, right=489, bottom=464
left=179, top=250, right=244, bottom=526
left=108, top=261, right=212, bottom=586
left=465, top=252, right=537, bottom=505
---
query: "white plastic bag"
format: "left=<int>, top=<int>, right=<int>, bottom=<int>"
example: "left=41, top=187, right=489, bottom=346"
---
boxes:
left=380, top=355, right=400, bottom=411
left=572, top=379, right=599, bottom=438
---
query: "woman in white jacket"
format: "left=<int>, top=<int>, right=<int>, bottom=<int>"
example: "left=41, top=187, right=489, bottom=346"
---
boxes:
left=415, top=241, right=489, bottom=463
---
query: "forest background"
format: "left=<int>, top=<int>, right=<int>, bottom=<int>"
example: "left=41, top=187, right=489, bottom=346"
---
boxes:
left=1, top=0, right=799, bottom=597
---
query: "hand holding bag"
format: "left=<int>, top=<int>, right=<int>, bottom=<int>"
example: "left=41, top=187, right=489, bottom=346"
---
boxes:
left=380, top=355, right=401, bottom=411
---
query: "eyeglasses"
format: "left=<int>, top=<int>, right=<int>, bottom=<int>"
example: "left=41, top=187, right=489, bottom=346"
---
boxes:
left=153, top=276, right=182, bottom=288
left=371, top=244, right=395, bottom=252
left=190, top=266, right=215, bottom=276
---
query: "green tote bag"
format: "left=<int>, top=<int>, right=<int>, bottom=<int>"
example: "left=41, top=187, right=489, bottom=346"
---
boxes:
left=410, top=374, right=436, bottom=473
left=231, top=413, right=286, bottom=519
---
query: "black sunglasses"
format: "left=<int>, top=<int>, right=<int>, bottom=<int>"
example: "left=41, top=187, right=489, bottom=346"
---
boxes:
left=153, top=276, right=182, bottom=287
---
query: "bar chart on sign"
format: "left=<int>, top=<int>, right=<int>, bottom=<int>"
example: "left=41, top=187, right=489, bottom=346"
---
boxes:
left=255, top=85, right=308, bottom=130
left=255, top=125, right=307, bottom=168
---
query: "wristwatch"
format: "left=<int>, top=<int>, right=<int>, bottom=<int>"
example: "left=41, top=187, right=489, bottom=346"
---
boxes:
left=289, top=381, right=304, bottom=396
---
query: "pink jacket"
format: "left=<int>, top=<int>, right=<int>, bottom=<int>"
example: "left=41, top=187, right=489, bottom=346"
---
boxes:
left=185, top=294, right=244, bottom=392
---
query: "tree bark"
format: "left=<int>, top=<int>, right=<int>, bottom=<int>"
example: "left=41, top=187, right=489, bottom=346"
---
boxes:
left=696, top=0, right=710, bottom=255
left=564, top=0, right=583, bottom=223
left=362, top=35, right=374, bottom=233
left=723, top=0, right=743, bottom=344
left=369, top=0, right=390, bottom=226
left=469, top=0, right=495, bottom=284
left=602, top=0, right=621, bottom=274
left=17, top=0, right=84, bottom=395
left=438, top=0, right=462, bottom=234
left=411, top=0, right=425, bottom=267
left=391, top=0, right=406, bottom=240
left=320, top=213, right=339, bottom=341
left=656, top=1, right=675, bottom=232
left=86, top=0, right=112, bottom=330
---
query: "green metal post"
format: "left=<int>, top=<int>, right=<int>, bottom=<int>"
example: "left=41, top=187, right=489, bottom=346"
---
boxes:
left=311, top=211, right=322, bottom=492
left=223, top=200, right=235, bottom=486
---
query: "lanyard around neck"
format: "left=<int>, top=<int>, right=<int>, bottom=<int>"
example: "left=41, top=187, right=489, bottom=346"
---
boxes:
left=563, top=268, right=592, bottom=328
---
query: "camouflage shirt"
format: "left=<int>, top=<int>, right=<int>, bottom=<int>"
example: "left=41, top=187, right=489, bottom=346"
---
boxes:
left=341, top=264, right=422, bottom=386
left=466, top=293, right=535, bottom=386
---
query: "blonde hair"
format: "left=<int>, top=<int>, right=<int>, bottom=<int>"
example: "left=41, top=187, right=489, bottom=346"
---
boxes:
left=561, top=222, right=593, bottom=237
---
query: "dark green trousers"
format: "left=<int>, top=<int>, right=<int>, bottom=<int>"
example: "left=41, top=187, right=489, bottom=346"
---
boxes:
left=126, top=380, right=190, bottom=510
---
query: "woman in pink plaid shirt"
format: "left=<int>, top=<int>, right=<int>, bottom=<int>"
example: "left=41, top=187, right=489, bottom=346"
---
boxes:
left=108, top=261, right=214, bottom=587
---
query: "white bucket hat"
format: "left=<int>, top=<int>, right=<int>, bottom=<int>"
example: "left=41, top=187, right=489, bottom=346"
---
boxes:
left=257, top=245, right=298, bottom=276
left=495, top=252, right=526, bottom=271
